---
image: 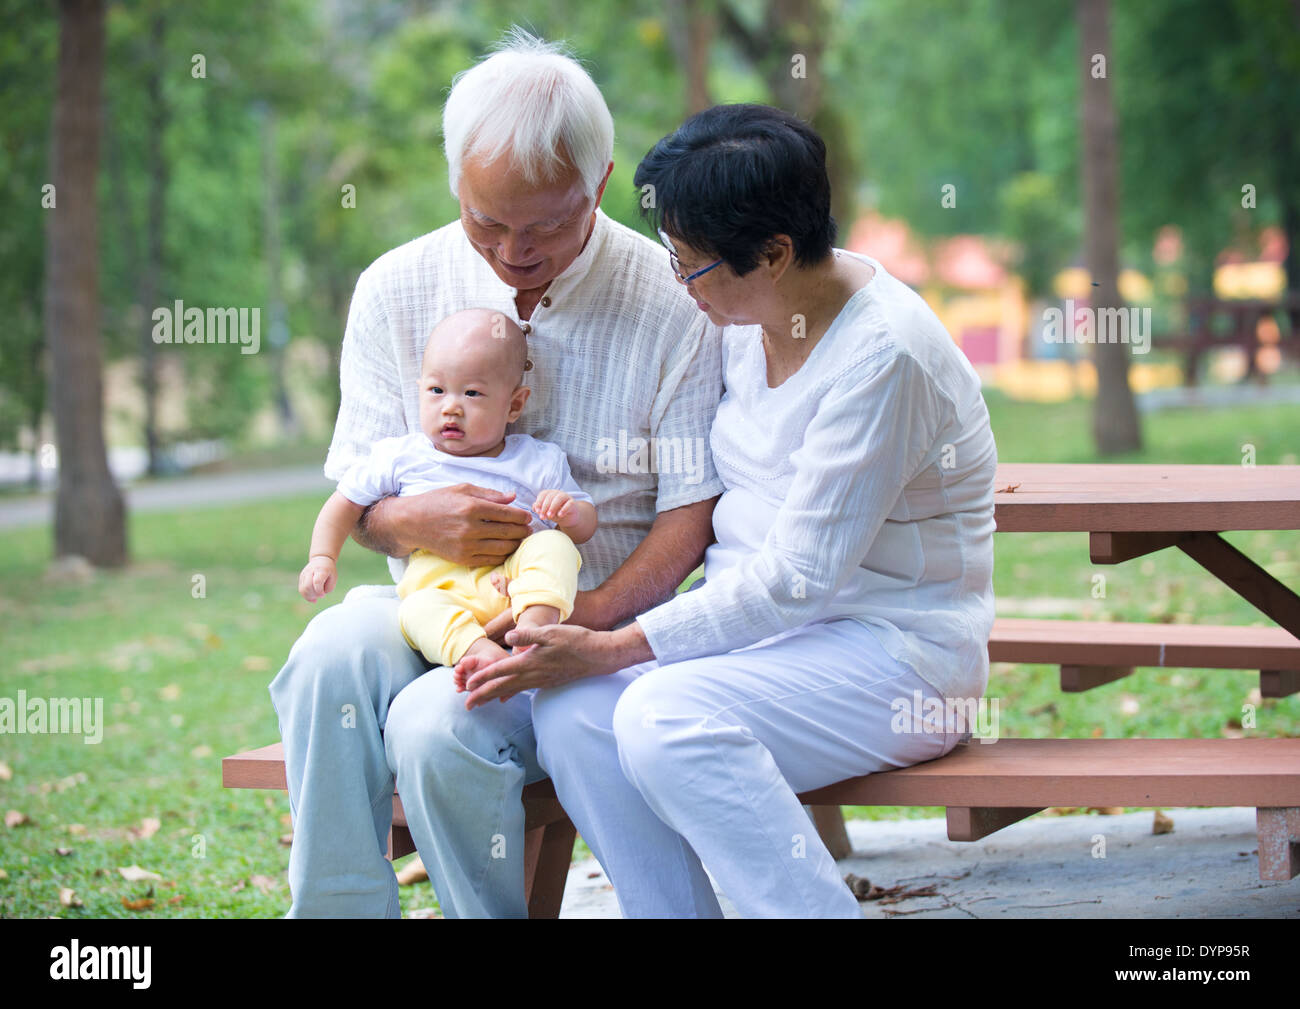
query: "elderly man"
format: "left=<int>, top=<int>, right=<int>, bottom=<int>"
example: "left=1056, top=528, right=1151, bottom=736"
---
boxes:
left=268, top=30, right=722, bottom=918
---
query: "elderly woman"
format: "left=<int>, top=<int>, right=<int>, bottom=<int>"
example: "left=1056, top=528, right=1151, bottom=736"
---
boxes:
left=458, top=103, right=998, bottom=918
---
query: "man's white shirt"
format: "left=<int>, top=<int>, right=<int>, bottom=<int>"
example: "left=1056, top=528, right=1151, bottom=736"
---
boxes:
left=327, top=208, right=725, bottom=590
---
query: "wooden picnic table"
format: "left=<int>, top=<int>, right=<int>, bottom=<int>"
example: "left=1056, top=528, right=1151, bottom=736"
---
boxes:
left=992, top=463, right=1300, bottom=638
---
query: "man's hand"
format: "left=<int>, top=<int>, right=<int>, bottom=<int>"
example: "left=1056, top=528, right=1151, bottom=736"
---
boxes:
left=355, top=483, right=532, bottom=567
left=298, top=556, right=338, bottom=602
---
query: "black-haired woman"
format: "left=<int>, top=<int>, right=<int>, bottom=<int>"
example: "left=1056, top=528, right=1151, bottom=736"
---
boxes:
left=455, top=103, right=999, bottom=918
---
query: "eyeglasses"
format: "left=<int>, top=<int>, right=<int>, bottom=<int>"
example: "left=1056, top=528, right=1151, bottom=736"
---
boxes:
left=658, top=229, right=723, bottom=285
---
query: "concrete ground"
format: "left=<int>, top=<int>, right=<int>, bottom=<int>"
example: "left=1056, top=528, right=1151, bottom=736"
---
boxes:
left=555, top=807, right=1300, bottom=918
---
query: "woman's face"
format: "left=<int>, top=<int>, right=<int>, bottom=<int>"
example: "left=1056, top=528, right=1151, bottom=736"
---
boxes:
left=662, top=234, right=765, bottom=328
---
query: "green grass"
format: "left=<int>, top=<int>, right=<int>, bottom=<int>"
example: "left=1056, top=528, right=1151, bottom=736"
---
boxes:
left=1, top=394, right=1297, bottom=916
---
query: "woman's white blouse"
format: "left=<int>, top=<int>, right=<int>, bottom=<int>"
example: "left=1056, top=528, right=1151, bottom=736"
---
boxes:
left=636, top=253, right=998, bottom=699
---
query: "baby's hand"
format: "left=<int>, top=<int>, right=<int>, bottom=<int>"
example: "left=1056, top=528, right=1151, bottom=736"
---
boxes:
left=298, top=556, right=338, bottom=603
left=533, top=489, right=577, bottom=527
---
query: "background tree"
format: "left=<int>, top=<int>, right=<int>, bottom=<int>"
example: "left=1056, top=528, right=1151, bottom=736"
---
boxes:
left=45, top=0, right=126, bottom=565
left=1078, top=0, right=1140, bottom=454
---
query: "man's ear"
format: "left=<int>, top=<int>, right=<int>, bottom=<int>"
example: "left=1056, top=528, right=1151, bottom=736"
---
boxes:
left=507, top=383, right=531, bottom=422
left=592, top=160, right=614, bottom=209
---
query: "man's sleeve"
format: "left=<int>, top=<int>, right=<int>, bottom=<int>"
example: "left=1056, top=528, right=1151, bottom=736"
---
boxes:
left=649, top=314, right=725, bottom=512
left=324, top=265, right=406, bottom=483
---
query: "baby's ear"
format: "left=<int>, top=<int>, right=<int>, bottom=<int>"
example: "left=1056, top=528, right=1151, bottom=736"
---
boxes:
left=508, top=382, right=531, bottom=420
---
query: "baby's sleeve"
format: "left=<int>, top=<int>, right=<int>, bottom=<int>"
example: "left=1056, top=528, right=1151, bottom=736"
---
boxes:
left=552, top=448, right=594, bottom=506
left=335, top=436, right=402, bottom=507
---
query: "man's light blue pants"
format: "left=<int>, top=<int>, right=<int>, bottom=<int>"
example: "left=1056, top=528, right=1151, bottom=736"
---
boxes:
left=268, top=591, right=547, bottom=918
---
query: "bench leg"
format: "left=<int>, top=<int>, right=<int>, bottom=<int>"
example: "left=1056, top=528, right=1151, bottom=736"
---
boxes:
left=385, top=824, right=416, bottom=861
left=947, top=807, right=1044, bottom=842
left=1260, top=669, right=1300, bottom=699
left=524, top=818, right=576, bottom=918
left=1256, top=807, right=1300, bottom=881
left=806, top=805, right=852, bottom=860
left=1060, top=664, right=1133, bottom=692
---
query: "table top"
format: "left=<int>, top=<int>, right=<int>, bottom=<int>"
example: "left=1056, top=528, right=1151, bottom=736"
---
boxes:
left=992, top=463, right=1300, bottom=533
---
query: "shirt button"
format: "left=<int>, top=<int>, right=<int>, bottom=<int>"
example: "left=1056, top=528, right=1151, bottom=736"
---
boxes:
left=540, top=296, right=552, bottom=308
left=520, top=322, right=531, bottom=334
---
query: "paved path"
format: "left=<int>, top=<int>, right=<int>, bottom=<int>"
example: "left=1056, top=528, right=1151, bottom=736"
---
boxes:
left=554, top=807, right=1299, bottom=918
left=0, top=465, right=331, bottom=530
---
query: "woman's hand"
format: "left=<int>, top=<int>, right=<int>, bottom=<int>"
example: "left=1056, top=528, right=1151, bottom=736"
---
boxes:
left=457, top=622, right=654, bottom=709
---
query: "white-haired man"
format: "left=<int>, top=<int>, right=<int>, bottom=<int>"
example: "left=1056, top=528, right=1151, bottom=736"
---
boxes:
left=268, top=30, right=723, bottom=917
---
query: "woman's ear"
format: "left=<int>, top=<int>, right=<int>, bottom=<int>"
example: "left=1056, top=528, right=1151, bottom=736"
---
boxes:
left=765, top=235, right=795, bottom=282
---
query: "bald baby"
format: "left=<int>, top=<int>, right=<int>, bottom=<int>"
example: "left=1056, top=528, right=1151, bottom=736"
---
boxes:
left=423, top=307, right=529, bottom=385
left=417, top=307, right=532, bottom=459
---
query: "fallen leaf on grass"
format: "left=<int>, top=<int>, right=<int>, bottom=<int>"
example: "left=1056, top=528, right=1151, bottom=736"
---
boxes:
left=167, top=895, right=183, bottom=906
left=250, top=875, right=278, bottom=893
left=230, top=879, right=246, bottom=893
left=121, top=897, right=154, bottom=912
left=278, top=833, right=293, bottom=847
left=241, top=656, right=271, bottom=672
left=1153, top=810, right=1174, bottom=835
left=117, top=865, right=163, bottom=882
left=66, top=824, right=86, bottom=837
left=0, top=868, right=8, bottom=881
left=159, top=684, right=182, bottom=701
left=54, top=847, right=73, bottom=857
left=59, top=887, right=82, bottom=908
left=5, top=810, right=30, bottom=828
left=0, top=760, right=11, bottom=781
left=190, top=745, right=213, bottom=759
left=129, top=817, right=161, bottom=840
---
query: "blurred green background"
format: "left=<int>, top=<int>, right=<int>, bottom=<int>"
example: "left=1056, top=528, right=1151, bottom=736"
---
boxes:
left=2, top=0, right=1298, bottom=917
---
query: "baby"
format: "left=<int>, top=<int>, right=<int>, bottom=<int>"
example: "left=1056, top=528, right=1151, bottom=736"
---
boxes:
left=298, top=307, right=597, bottom=675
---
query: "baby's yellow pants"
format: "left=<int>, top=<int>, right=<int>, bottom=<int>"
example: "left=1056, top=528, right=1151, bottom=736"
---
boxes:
left=396, top=528, right=581, bottom=668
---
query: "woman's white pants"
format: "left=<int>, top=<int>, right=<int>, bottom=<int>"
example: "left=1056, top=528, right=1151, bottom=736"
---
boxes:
left=531, top=618, right=973, bottom=918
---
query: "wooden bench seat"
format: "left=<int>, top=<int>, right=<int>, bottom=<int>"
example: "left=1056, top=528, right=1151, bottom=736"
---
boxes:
left=223, top=736, right=1300, bottom=916
left=989, top=618, right=1300, bottom=696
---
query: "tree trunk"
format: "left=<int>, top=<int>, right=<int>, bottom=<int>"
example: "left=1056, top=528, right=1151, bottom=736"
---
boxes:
left=1077, top=0, right=1141, bottom=455
left=666, top=0, right=715, bottom=115
left=45, top=0, right=125, bottom=565
left=140, top=8, right=166, bottom=475
left=260, top=105, right=298, bottom=439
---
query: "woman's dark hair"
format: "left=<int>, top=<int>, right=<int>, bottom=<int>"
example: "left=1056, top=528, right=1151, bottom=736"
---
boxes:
left=634, top=103, right=836, bottom=276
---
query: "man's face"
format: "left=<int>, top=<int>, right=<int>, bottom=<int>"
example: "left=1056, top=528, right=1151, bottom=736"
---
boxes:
left=458, top=152, right=611, bottom=292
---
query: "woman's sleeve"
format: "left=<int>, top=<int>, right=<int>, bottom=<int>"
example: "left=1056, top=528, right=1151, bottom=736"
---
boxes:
left=635, top=350, right=945, bottom=665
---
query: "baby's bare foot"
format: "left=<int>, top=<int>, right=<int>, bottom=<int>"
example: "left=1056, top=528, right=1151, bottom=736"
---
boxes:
left=512, top=605, right=561, bottom=654
left=453, top=637, right=510, bottom=690
left=514, top=605, right=560, bottom=630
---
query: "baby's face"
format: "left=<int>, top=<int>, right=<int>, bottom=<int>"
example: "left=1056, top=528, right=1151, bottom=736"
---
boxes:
left=419, top=330, right=526, bottom=457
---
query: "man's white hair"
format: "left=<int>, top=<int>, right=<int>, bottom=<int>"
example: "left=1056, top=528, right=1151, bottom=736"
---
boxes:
left=443, top=27, right=614, bottom=200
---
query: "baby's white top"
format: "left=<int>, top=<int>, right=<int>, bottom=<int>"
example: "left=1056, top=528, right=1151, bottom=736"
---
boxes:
left=337, top=432, right=593, bottom=578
